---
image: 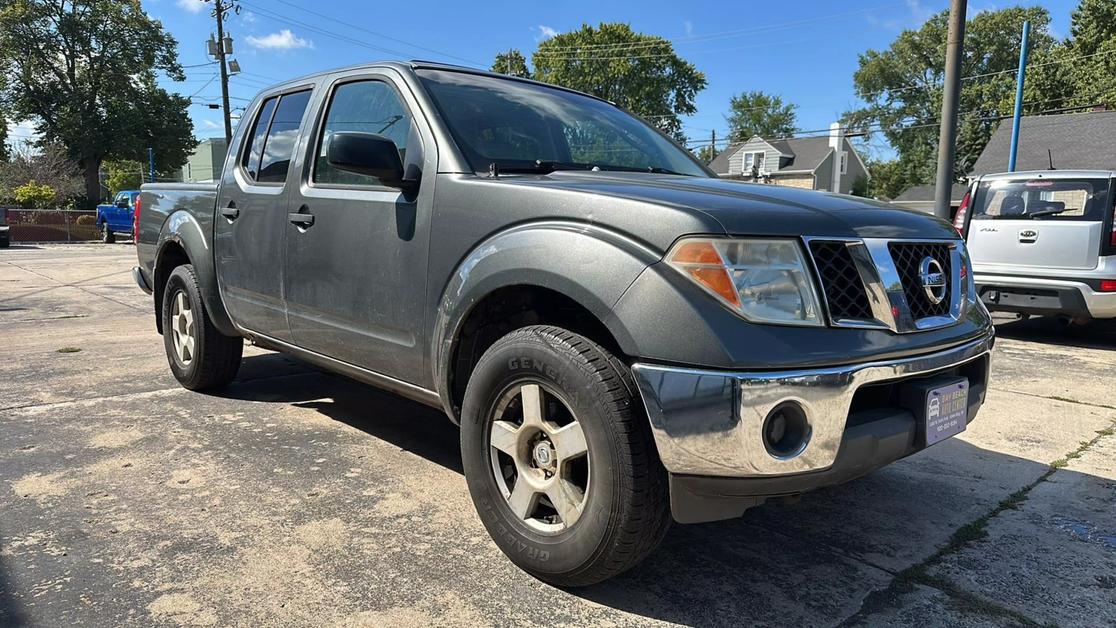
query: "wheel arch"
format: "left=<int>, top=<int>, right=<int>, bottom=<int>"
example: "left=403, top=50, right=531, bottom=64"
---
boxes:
left=431, top=222, right=660, bottom=422
left=153, top=210, right=237, bottom=337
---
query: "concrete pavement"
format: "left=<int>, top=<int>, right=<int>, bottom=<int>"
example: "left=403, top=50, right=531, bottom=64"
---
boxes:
left=2, top=244, right=1114, bottom=627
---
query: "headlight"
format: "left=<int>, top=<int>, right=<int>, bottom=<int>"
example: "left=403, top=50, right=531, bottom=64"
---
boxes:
left=666, top=237, right=823, bottom=326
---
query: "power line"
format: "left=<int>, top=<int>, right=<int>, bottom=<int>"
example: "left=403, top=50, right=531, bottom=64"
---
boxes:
left=265, top=0, right=484, bottom=67
left=239, top=1, right=449, bottom=61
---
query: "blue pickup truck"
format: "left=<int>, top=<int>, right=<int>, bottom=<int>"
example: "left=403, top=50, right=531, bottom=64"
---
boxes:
left=96, top=190, right=139, bottom=243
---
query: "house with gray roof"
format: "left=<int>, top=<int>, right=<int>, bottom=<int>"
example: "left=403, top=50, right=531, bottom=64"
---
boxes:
left=707, top=123, right=869, bottom=194
left=969, top=109, right=1116, bottom=175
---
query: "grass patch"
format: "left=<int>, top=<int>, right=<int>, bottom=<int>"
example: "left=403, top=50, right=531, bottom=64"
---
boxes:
left=56, top=347, right=82, bottom=353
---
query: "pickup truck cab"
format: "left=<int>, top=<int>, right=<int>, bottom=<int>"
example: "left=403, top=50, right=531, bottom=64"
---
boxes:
left=97, top=190, right=139, bottom=243
left=957, top=170, right=1116, bottom=322
left=134, top=61, right=994, bottom=585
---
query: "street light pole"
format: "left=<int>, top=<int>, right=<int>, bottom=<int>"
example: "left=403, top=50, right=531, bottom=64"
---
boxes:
left=933, top=0, right=967, bottom=220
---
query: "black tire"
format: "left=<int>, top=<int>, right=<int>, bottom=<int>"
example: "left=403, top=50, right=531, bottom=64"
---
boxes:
left=161, top=264, right=243, bottom=391
left=460, top=325, right=671, bottom=587
left=101, top=223, right=115, bottom=244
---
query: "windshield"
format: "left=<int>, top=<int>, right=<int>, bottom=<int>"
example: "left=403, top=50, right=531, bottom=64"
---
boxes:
left=971, top=177, right=1112, bottom=221
left=416, top=69, right=709, bottom=177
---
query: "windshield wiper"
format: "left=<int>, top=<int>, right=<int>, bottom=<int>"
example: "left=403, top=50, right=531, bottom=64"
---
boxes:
left=594, top=165, right=696, bottom=177
left=488, top=160, right=592, bottom=175
left=1028, top=207, right=1068, bottom=218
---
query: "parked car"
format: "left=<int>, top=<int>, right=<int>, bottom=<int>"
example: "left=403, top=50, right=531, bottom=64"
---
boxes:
left=955, top=170, right=1116, bottom=322
left=96, top=190, right=139, bottom=243
left=0, top=208, right=9, bottom=248
left=133, top=61, right=995, bottom=585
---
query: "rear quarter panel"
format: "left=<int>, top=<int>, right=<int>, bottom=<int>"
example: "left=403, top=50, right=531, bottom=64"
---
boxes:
left=138, top=183, right=237, bottom=336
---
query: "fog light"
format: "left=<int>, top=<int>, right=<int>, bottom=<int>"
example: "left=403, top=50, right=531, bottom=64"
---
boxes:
left=763, top=402, right=811, bottom=458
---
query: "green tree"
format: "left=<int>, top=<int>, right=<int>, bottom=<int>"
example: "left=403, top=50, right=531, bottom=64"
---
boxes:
left=1052, top=0, right=1116, bottom=108
left=103, top=160, right=143, bottom=195
left=525, top=23, right=707, bottom=139
left=492, top=50, right=530, bottom=78
left=14, top=180, right=56, bottom=208
left=0, top=0, right=194, bottom=207
left=844, top=7, right=1061, bottom=193
left=694, top=144, right=717, bottom=164
left=725, top=91, right=797, bottom=142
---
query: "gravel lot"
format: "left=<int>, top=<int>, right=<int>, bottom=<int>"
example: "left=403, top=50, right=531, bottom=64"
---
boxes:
left=2, top=243, right=1114, bottom=627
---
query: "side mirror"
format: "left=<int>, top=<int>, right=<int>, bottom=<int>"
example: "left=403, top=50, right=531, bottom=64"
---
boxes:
left=326, top=132, right=415, bottom=192
left=115, top=199, right=129, bottom=208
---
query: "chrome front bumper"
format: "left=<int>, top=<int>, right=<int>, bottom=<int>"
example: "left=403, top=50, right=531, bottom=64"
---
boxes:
left=631, top=331, right=994, bottom=478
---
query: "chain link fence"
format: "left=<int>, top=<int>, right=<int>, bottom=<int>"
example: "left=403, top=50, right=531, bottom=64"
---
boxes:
left=1, top=208, right=103, bottom=243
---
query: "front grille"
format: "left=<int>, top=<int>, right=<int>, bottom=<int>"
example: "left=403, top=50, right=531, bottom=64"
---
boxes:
left=889, top=242, right=952, bottom=319
left=809, top=241, right=873, bottom=321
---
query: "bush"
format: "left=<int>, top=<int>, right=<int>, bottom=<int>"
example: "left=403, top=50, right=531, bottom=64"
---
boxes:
left=76, top=214, right=96, bottom=225
left=14, top=180, right=57, bottom=208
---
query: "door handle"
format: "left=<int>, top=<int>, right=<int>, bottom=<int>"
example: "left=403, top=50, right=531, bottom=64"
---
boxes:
left=288, top=212, right=315, bottom=227
left=219, top=202, right=239, bottom=221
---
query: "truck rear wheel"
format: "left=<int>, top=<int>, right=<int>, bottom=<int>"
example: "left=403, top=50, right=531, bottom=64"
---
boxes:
left=161, top=264, right=242, bottom=391
left=101, top=223, right=115, bottom=244
left=460, top=325, right=671, bottom=586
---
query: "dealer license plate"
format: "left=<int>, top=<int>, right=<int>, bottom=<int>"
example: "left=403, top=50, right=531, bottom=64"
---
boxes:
left=926, top=380, right=968, bottom=446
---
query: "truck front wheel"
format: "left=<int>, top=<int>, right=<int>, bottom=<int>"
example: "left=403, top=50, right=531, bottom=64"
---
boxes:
left=101, top=222, right=115, bottom=244
left=160, top=264, right=243, bottom=391
left=460, top=325, right=671, bottom=586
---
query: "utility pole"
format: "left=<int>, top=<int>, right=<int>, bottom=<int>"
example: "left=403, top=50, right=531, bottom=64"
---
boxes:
left=1007, top=21, right=1031, bottom=172
left=209, top=0, right=238, bottom=144
left=710, top=129, right=716, bottom=162
left=933, top=0, right=967, bottom=220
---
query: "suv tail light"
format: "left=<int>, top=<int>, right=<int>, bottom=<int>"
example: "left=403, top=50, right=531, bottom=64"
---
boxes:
left=133, top=195, right=142, bottom=244
left=1110, top=198, right=1116, bottom=248
left=953, top=189, right=971, bottom=234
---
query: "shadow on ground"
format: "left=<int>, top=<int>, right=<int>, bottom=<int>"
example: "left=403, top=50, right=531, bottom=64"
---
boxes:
left=192, top=353, right=1103, bottom=626
left=993, top=315, right=1116, bottom=351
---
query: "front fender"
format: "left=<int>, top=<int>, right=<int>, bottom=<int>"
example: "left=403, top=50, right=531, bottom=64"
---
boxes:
left=154, top=209, right=237, bottom=337
left=430, top=221, right=661, bottom=415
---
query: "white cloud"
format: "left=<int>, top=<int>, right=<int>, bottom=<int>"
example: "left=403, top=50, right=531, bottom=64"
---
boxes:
left=683, top=20, right=694, bottom=37
left=202, top=119, right=221, bottom=130
left=535, top=25, right=558, bottom=41
left=246, top=29, right=314, bottom=50
left=176, top=0, right=206, bottom=14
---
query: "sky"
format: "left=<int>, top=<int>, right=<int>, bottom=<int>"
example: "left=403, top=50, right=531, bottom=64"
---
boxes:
left=7, top=0, right=1084, bottom=162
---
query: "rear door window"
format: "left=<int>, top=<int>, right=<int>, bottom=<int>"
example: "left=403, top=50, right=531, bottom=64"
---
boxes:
left=972, top=178, right=1110, bottom=221
left=242, top=96, right=278, bottom=180
left=258, top=90, right=313, bottom=183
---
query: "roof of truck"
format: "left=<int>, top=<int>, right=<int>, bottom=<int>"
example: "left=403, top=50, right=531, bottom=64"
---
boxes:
left=261, top=60, right=612, bottom=105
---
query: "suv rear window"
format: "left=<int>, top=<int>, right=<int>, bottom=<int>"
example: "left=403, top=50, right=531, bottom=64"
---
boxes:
left=972, top=178, right=1111, bottom=221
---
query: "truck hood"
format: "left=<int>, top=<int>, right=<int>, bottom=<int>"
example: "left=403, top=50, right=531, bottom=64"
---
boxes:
left=500, top=171, right=960, bottom=241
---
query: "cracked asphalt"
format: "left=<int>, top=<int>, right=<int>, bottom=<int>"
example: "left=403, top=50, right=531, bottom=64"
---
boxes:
left=2, top=243, right=1115, bottom=627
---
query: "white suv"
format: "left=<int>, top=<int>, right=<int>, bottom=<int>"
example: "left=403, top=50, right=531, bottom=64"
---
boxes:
left=957, top=170, right=1116, bottom=321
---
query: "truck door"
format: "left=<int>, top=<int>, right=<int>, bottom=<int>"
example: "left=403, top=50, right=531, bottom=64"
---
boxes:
left=967, top=176, right=1112, bottom=272
left=214, top=88, right=313, bottom=341
left=283, top=71, right=434, bottom=385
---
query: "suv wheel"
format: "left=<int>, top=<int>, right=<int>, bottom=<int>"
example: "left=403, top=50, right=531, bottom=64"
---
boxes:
left=161, top=264, right=243, bottom=390
left=460, top=325, right=671, bottom=586
left=101, top=223, right=115, bottom=244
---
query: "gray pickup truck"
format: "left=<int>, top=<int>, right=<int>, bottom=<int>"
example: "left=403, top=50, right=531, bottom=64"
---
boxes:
left=134, top=61, right=994, bottom=586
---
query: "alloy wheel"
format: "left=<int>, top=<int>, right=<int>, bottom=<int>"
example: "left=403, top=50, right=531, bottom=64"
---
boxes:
left=170, top=290, right=196, bottom=366
left=488, top=382, right=590, bottom=533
